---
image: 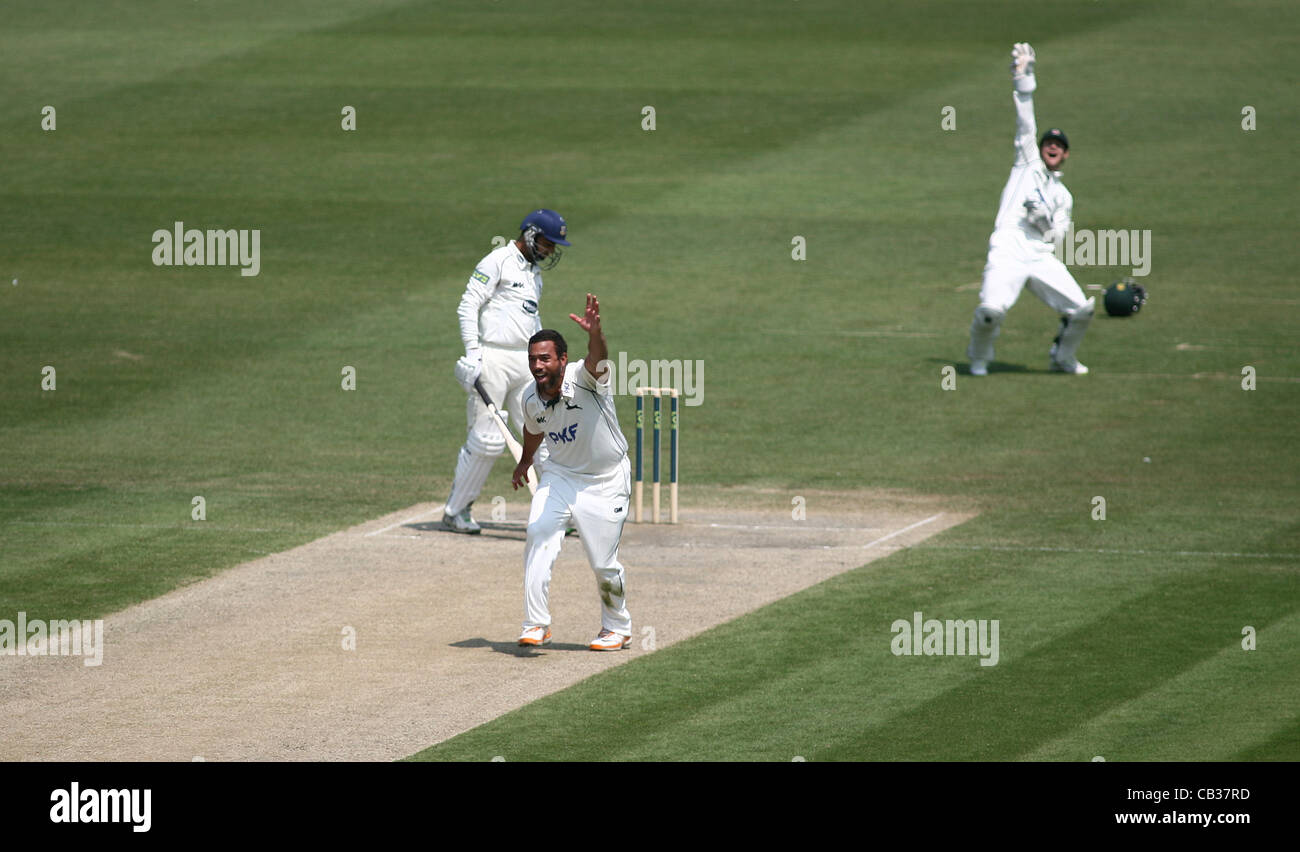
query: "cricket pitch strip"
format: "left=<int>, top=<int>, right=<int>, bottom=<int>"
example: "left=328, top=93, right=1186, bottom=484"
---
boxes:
left=0, top=491, right=973, bottom=761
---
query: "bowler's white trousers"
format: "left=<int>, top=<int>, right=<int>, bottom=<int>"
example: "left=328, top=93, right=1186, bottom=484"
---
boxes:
left=523, top=457, right=632, bottom=637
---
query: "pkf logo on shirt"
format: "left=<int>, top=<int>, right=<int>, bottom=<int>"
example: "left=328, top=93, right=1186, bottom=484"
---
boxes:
left=549, top=424, right=579, bottom=444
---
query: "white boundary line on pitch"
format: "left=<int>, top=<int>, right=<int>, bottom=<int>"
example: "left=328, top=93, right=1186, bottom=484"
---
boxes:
left=916, top=544, right=1300, bottom=560
left=362, top=515, right=947, bottom=543
left=817, top=514, right=946, bottom=551
left=363, top=509, right=438, bottom=538
left=860, top=513, right=944, bottom=549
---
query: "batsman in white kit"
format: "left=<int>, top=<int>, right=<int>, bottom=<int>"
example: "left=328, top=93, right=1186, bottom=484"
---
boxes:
left=442, top=210, right=570, bottom=534
left=512, top=294, right=633, bottom=652
left=967, top=42, right=1093, bottom=376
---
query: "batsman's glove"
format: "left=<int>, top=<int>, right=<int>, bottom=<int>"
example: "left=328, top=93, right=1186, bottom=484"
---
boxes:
left=454, top=350, right=482, bottom=393
left=1011, top=42, right=1036, bottom=93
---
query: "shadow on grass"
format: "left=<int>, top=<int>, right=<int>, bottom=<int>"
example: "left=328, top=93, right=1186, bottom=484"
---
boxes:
left=926, top=357, right=1036, bottom=376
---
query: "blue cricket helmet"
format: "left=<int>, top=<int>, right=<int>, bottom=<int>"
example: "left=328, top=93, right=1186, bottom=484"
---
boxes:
left=519, top=209, right=569, bottom=271
left=520, top=209, right=570, bottom=245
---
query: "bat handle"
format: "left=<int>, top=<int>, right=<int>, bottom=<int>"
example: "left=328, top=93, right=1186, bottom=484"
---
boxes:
left=472, top=377, right=495, bottom=408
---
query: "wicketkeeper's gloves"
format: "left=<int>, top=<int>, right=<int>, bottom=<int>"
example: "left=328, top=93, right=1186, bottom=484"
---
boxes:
left=1023, top=198, right=1052, bottom=233
left=1011, top=42, right=1037, bottom=93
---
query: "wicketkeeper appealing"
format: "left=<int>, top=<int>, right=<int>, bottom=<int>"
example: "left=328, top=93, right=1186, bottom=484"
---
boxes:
left=967, top=43, right=1094, bottom=376
left=442, top=210, right=570, bottom=534
left=512, top=294, right=633, bottom=652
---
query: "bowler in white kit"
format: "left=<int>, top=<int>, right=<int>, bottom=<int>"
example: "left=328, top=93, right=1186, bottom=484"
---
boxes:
left=967, top=42, right=1094, bottom=376
left=512, top=294, right=633, bottom=651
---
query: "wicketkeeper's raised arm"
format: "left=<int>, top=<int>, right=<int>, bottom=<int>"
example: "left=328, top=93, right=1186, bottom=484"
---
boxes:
left=1010, top=42, right=1040, bottom=165
left=569, top=293, right=609, bottom=380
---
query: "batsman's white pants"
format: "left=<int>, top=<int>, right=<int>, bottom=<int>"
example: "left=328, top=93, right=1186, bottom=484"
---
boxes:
left=522, top=458, right=632, bottom=637
left=445, top=345, right=542, bottom=516
left=968, top=236, right=1089, bottom=363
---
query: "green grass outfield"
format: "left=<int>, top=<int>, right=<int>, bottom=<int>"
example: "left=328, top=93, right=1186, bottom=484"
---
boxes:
left=2, top=0, right=1296, bottom=760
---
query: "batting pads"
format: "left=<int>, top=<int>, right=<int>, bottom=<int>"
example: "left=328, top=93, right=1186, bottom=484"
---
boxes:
left=1051, top=297, right=1094, bottom=368
left=967, top=305, right=1005, bottom=363
left=444, top=444, right=498, bottom=517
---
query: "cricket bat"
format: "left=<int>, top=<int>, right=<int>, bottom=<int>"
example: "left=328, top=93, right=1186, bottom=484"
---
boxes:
left=473, top=378, right=537, bottom=495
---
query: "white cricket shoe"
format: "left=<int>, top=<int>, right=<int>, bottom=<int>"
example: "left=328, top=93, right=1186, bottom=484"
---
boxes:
left=1050, top=360, right=1088, bottom=374
left=518, top=625, right=552, bottom=647
left=970, top=360, right=989, bottom=376
left=442, top=504, right=481, bottom=534
left=1048, top=349, right=1089, bottom=374
left=589, top=629, right=631, bottom=651
left=1048, top=343, right=1088, bottom=374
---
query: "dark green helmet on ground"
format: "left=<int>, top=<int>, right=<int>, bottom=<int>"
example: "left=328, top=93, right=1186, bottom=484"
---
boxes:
left=1104, top=277, right=1147, bottom=316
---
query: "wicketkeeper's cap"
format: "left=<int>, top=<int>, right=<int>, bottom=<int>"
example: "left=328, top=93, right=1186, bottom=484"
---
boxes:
left=1040, top=128, right=1070, bottom=150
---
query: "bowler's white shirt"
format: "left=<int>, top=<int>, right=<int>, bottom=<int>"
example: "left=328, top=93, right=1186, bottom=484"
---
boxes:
left=523, top=360, right=628, bottom=476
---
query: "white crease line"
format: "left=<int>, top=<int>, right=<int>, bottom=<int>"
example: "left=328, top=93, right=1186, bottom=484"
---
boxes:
left=704, top=523, right=885, bottom=532
left=363, top=510, right=437, bottom=538
left=368, top=517, right=943, bottom=547
left=916, top=544, right=1299, bottom=560
left=860, top=513, right=944, bottom=549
